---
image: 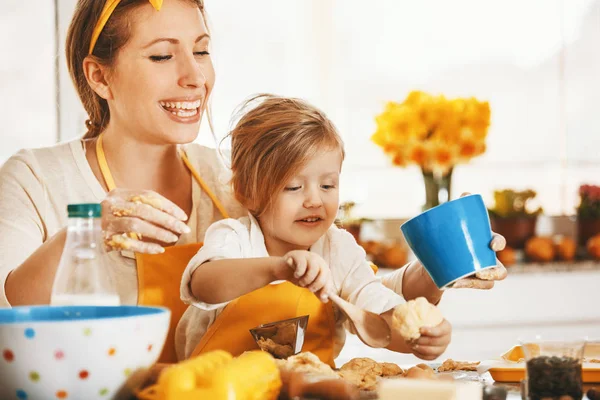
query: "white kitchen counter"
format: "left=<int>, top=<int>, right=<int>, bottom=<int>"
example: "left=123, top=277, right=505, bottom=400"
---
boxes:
left=334, top=263, right=600, bottom=368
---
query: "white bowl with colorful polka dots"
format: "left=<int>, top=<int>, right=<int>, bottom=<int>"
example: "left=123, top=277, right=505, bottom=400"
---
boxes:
left=0, top=305, right=170, bottom=400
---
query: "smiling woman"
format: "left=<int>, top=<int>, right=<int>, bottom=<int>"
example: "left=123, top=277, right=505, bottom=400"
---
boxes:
left=0, top=0, right=244, bottom=363
left=75, top=0, right=215, bottom=144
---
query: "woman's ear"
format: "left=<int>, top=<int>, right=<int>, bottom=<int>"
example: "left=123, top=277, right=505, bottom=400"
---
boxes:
left=82, top=56, right=113, bottom=100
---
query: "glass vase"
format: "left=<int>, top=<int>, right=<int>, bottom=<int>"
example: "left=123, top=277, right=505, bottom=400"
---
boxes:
left=422, top=167, right=453, bottom=210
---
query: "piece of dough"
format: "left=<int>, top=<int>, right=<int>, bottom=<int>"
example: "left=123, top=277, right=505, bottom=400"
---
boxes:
left=129, top=194, right=163, bottom=209
left=380, top=362, right=404, bottom=377
left=415, top=363, right=434, bottom=372
left=392, top=297, right=444, bottom=341
left=475, top=266, right=506, bottom=280
left=337, top=358, right=403, bottom=391
left=257, top=337, right=294, bottom=359
left=106, top=233, right=131, bottom=250
left=337, top=369, right=378, bottom=391
left=340, top=357, right=383, bottom=376
left=404, top=366, right=436, bottom=380
left=437, top=359, right=480, bottom=372
left=275, top=352, right=338, bottom=378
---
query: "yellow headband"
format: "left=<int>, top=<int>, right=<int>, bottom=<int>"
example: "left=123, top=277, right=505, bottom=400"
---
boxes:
left=89, top=0, right=163, bottom=54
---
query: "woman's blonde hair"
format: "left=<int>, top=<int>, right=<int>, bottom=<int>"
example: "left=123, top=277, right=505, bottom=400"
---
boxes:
left=65, top=0, right=208, bottom=139
left=225, top=94, right=345, bottom=217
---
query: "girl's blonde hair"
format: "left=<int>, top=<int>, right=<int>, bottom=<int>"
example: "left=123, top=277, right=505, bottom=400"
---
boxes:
left=225, top=94, right=345, bottom=217
left=66, top=0, right=208, bottom=139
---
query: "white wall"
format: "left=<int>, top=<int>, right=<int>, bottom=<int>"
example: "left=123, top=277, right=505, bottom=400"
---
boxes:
left=0, top=1, right=58, bottom=161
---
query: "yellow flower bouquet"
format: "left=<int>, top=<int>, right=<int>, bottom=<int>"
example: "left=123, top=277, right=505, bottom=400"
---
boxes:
left=371, top=90, right=491, bottom=209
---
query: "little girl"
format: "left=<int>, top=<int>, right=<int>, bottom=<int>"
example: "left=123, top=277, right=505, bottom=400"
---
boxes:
left=175, top=94, right=452, bottom=366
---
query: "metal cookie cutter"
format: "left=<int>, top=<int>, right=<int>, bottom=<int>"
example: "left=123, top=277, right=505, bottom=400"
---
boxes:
left=250, top=315, right=309, bottom=359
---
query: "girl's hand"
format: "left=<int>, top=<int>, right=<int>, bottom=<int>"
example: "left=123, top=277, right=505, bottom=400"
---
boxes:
left=283, top=250, right=334, bottom=303
left=101, top=189, right=190, bottom=254
left=409, top=319, right=452, bottom=361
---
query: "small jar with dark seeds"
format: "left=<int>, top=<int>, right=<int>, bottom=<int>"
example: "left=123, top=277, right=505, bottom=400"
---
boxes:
left=524, top=356, right=583, bottom=400
left=587, top=388, right=600, bottom=400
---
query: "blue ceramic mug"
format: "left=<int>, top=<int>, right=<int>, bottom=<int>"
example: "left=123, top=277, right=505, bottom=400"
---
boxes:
left=400, top=194, right=497, bottom=288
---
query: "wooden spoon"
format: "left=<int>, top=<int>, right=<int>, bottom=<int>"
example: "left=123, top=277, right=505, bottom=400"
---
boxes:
left=285, top=257, right=391, bottom=348
left=328, top=293, right=391, bottom=348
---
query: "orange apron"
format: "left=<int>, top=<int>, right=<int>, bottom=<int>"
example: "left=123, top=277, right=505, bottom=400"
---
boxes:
left=190, top=281, right=337, bottom=367
left=189, top=267, right=381, bottom=367
left=96, top=135, right=229, bottom=363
